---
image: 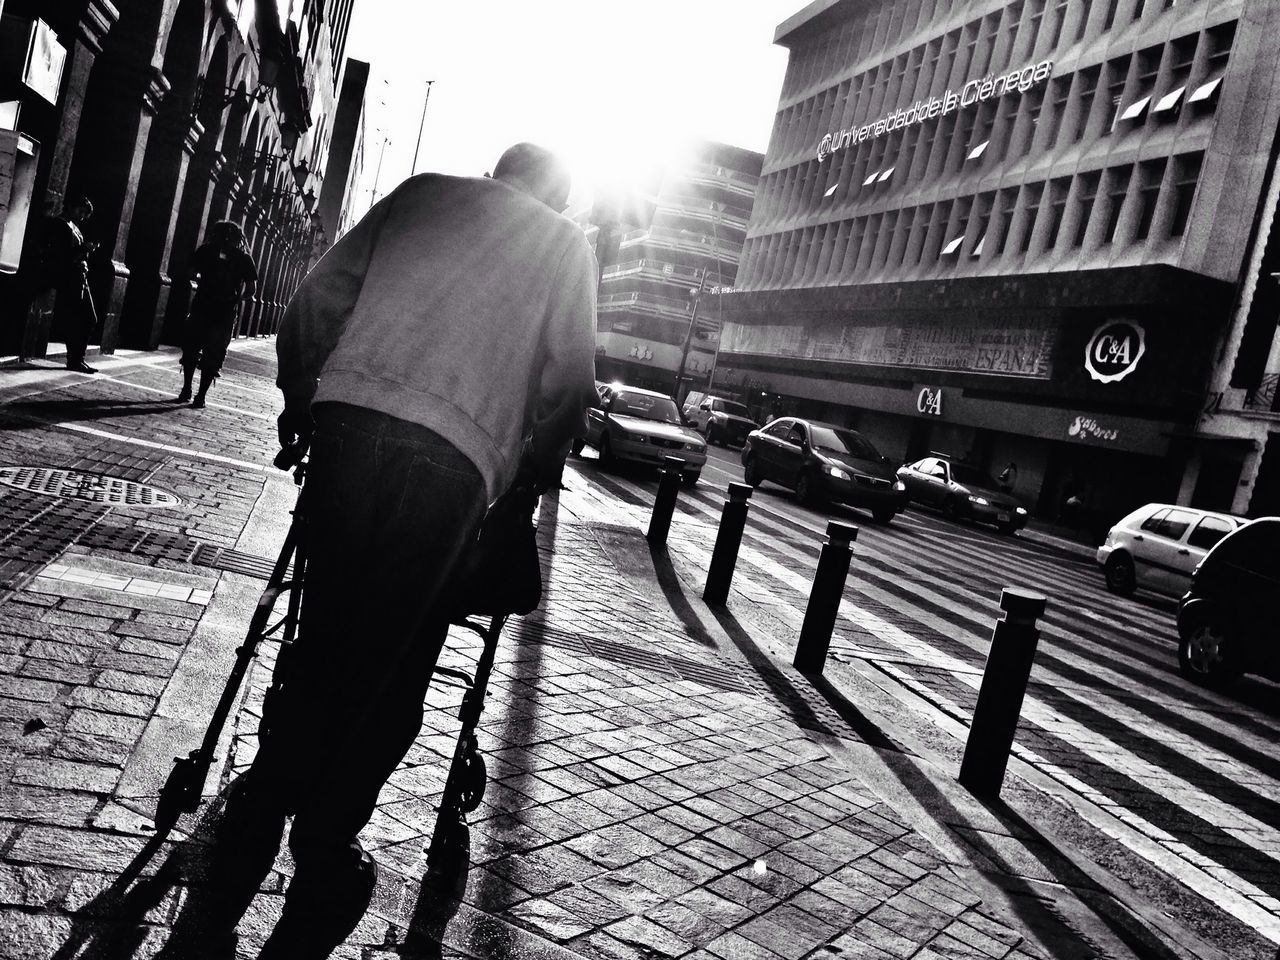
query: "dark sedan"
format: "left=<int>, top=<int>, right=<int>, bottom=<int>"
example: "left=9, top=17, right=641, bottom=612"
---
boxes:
left=740, top=417, right=907, bottom=522
left=896, top=456, right=1028, bottom=534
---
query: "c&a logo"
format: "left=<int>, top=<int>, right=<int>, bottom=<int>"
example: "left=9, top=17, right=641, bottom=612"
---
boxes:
left=1084, top=320, right=1146, bottom=384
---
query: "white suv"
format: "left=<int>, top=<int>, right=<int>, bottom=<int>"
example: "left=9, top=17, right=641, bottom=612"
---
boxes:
left=1096, top=504, right=1247, bottom=597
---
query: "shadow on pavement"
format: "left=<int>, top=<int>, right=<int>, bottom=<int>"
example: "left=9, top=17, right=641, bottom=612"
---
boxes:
left=1, top=396, right=183, bottom=430
left=400, top=487, right=565, bottom=955
left=801, top=668, right=1192, bottom=960
left=646, top=540, right=719, bottom=649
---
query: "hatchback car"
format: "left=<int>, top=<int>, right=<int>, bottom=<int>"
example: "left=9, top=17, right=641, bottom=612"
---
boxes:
left=1095, top=504, right=1246, bottom=597
left=1176, top=517, right=1280, bottom=686
left=740, top=417, right=907, bottom=522
left=681, top=395, right=760, bottom=447
left=577, top=384, right=707, bottom=485
left=896, top=456, right=1028, bottom=534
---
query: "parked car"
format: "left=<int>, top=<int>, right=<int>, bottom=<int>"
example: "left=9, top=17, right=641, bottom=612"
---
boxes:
left=681, top=393, right=760, bottom=447
left=740, top=417, right=907, bottom=522
left=1095, top=503, right=1246, bottom=597
left=1176, top=517, right=1280, bottom=686
left=576, top=384, right=707, bottom=485
left=896, top=456, right=1028, bottom=534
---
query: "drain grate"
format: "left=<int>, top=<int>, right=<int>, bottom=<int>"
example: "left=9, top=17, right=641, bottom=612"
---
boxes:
left=0, top=467, right=181, bottom=507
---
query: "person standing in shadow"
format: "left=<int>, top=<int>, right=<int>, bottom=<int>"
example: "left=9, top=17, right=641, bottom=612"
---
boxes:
left=178, top=220, right=258, bottom=407
left=31, top=195, right=99, bottom=373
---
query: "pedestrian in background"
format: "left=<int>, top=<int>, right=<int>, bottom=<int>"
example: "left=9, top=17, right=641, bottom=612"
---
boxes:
left=32, top=195, right=98, bottom=373
left=178, top=220, right=258, bottom=407
left=998, top=460, right=1019, bottom=492
left=210, top=142, right=598, bottom=958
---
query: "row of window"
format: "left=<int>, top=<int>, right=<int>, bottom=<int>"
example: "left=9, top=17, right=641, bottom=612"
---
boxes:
left=738, top=151, right=1203, bottom=289
left=753, top=20, right=1232, bottom=232
left=783, top=0, right=1206, bottom=105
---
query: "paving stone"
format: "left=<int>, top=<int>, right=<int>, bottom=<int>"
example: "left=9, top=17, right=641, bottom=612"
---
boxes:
left=506, top=896, right=595, bottom=942
left=51, top=732, right=133, bottom=767
left=0, top=864, right=59, bottom=906
left=0, top=676, right=63, bottom=704
left=602, top=915, right=692, bottom=960
left=704, top=929, right=787, bottom=960
left=65, top=687, right=156, bottom=718
left=646, top=896, right=729, bottom=943
left=11, top=757, right=121, bottom=793
left=65, top=709, right=147, bottom=743
left=0, top=908, right=75, bottom=960
left=7, top=825, right=151, bottom=872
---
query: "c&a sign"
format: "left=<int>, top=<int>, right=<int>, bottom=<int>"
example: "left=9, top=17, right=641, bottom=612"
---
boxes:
left=916, top=387, right=943, bottom=416
left=1084, top=320, right=1145, bottom=384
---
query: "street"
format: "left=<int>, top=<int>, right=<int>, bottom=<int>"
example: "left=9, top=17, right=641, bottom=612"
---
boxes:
left=569, top=443, right=1280, bottom=957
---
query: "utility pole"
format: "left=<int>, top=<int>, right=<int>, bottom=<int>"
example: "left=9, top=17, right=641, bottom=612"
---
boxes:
left=372, top=133, right=390, bottom=204
left=672, top=266, right=709, bottom=404
left=410, top=79, right=435, bottom=176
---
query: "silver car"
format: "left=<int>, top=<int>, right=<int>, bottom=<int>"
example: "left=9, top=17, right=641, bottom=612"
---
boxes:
left=577, top=385, right=707, bottom=485
left=1096, top=503, right=1246, bottom=597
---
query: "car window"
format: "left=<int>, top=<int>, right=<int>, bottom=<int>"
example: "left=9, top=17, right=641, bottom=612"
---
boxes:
left=1187, top=516, right=1234, bottom=550
left=612, top=391, right=683, bottom=424
left=1204, top=519, right=1280, bottom=576
left=808, top=425, right=882, bottom=459
left=763, top=420, right=791, bottom=438
left=712, top=400, right=752, bottom=418
left=1140, top=509, right=1169, bottom=534
left=917, top=459, right=946, bottom=478
left=1159, top=509, right=1197, bottom=541
left=785, top=424, right=807, bottom=445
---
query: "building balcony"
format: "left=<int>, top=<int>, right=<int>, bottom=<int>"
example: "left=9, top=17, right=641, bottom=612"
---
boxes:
left=620, top=227, right=741, bottom=264
left=599, top=290, right=696, bottom=323
left=1244, top=372, right=1280, bottom=415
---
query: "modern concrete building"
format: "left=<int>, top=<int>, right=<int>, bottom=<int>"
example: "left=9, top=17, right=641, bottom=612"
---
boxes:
left=316, top=57, right=368, bottom=253
left=593, top=141, right=762, bottom=394
left=718, top=0, right=1280, bottom=527
left=0, top=0, right=356, bottom=359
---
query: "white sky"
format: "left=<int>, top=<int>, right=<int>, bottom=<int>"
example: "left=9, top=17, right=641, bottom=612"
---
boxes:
left=345, top=1, right=800, bottom=211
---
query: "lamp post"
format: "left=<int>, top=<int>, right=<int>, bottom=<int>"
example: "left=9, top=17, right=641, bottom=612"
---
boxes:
left=671, top=266, right=708, bottom=404
left=410, top=79, right=435, bottom=176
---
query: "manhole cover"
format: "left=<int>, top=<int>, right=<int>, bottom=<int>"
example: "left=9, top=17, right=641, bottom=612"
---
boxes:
left=0, top=467, right=181, bottom=507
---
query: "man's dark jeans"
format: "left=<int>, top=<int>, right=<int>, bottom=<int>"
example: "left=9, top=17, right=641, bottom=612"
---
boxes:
left=245, top=401, right=488, bottom=873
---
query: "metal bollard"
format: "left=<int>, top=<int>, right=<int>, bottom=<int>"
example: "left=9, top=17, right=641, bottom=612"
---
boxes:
left=793, top=521, right=858, bottom=674
left=646, top=456, right=686, bottom=548
left=958, top=588, right=1048, bottom=799
left=703, top=482, right=753, bottom=606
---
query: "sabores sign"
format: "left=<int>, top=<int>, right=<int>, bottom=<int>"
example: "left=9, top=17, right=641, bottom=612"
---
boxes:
left=817, top=59, right=1054, bottom=162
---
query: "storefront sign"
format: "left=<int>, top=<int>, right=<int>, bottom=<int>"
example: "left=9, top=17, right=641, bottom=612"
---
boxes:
left=817, top=59, right=1053, bottom=162
left=1068, top=416, right=1120, bottom=442
left=22, top=20, right=66, bottom=105
left=916, top=387, right=943, bottom=416
left=1085, top=320, right=1146, bottom=384
left=723, top=321, right=1054, bottom=379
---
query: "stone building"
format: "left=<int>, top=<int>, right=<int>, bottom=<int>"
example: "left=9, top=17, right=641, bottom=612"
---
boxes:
left=718, top=0, right=1280, bottom=525
left=591, top=141, right=762, bottom=394
left=0, top=0, right=356, bottom=360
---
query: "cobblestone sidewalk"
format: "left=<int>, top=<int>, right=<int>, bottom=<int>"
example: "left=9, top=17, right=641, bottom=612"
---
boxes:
left=0, top=344, right=1049, bottom=959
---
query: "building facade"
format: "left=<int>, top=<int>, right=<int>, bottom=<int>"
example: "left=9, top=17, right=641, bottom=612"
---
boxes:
left=593, top=141, right=762, bottom=394
left=718, top=0, right=1280, bottom=529
left=315, top=55, right=366, bottom=250
left=0, top=0, right=355, bottom=360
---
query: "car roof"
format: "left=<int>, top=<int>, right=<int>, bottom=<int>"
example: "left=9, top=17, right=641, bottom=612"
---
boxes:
left=793, top=417, right=860, bottom=433
left=1125, top=503, right=1248, bottom=523
left=606, top=384, right=671, bottom=399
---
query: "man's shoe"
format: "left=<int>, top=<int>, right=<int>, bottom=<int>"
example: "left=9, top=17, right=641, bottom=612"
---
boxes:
left=258, top=852, right=378, bottom=960
left=177, top=387, right=193, bottom=403
left=191, top=395, right=207, bottom=409
left=67, top=361, right=97, bottom=374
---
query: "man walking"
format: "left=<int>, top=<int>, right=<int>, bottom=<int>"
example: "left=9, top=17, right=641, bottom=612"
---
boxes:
left=215, top=143, right=597, bottom=958
left=34, top=195, right=98, bottom=372
left=178, top=220, right=258, bottom=407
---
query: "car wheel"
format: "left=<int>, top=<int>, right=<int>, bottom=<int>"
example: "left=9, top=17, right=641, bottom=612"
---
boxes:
left=682, top=470, right=700, bottom=488
left=795, top=471, right=821, bottom=507
left=1103, top=553, right=1136, bottom=596
left=872, top=508, right=896, bottom=524
left=1178, top=616, right=1242, bottom=687
left=599, top=434, right=616, bottom=468
left=705, top=424, right=717, bottom=446
left=742, top=456, right=762, bottom=488
left=570, top=438, right=584, bottom=455
left=997, top=522, right=1018, bottom=537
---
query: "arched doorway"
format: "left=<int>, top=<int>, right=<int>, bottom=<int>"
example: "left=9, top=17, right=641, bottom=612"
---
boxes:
left=117, top=0, right=207, bottom=348
left=161, top=34, right=229, bottom=345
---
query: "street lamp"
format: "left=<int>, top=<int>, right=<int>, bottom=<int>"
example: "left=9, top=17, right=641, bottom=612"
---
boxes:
left=671, top=201, right=727, bottom=402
